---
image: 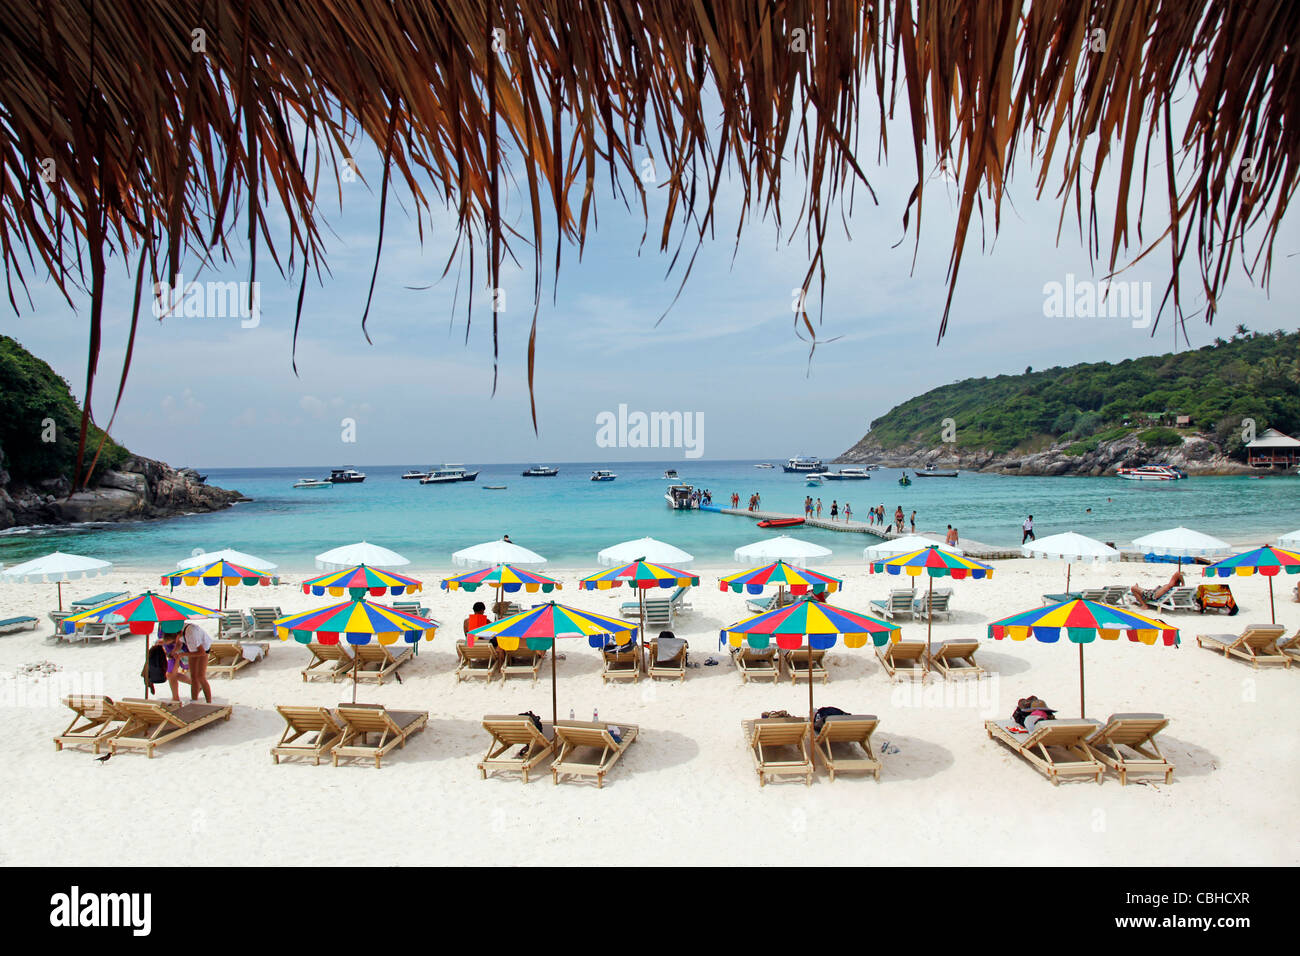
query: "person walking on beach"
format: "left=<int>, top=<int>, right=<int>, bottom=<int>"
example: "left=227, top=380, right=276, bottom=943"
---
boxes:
left=830, top=500, right=839, bottom=521
left=178, top=620, right=214, bottom=703
left=946, top=525, right=958, bottom=546
left=894, top=506, right=904, bottom=533
left=804, top=496, right=813, bottom=518
left=844, top=502, right=852, bottom=522
left=910, top=510, right=916, bottom=534
left=1022, top=515, right=1035, bottom=543
left=815, top=498, right=822, bottom=518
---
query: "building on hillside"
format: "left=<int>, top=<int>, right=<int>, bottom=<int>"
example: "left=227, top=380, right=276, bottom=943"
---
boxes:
left=1246, top=428, right=1300, bottom=468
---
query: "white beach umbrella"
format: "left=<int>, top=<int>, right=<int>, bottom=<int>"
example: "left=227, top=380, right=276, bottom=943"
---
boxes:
left=1132, top=527, right=1231, bottom=567
left=864, top=534, right=962, bottom=559
left=451, top=540, right=547, bottom=569
left=1, top=551, right=114, bottom=611
left=175, top=548, right=279, bottom=571
left=734, top=535, right=831, bottom=568
left=1278, top=529, right=1300, bottom=548
left=315, top=541, right=411, bottom=571
left=1023, top=531, right=1120, bottom=590
left=597, top=536, right=694, bottom=566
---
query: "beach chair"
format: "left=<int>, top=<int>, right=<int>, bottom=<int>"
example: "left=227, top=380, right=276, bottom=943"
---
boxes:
left=646, top=637, right=688, bottom=682
left=1101, top=586, right=1130, bottom=605
left=478, top=715, right=556, bottom=783
left=668, top=586, right=693, bottom=614
left=218, top=609, right=249, bottom=639
left=876, top=639, right=927, bottom=680
left=501, top=647, right=547, bottom=683
left=925, top=639, right=985, bottom=680
left=70, top=591, right=127, bottom=609
left=601, top=643, right=641, bottom=683
left=1279, top=630, right=1300, bottom=665
left=742, top=718, right=813, bottom=786
left=869, top=590, right=915, bottom=620
left=732, top=646, right=779, bottom=683
left=302, top=642, right=354, bottom=682
left=109, top=699, right=233, bottom=758
left=455, top=641, right=501, bottom=682
left=332, top=703, right=428, bottom=768
left=1041, top=591, right=1081, bottom=604
left=207, top=640, right=269, bottom=679
left=781, top=648, right=828, bottom=684
left=1084, top=714, right=1174, bottom=786
left=1195, top=625, right=1288, bottom=668
left=744, top=594, right=777, bottom=614
left=271, top=705, right=344, bottom=765
left=80, top=620, right=128, bottom=643
left=353, top=643, right=413, bottom=684
left=1154, top=587, right=1198, bottom=613
left=48, top=611, right=73, bottom=637
left=248, top=606, right=283, bottom=641
left=494, top=601, right=523, bottom=620
left=54, top=695, right=132, bottom=753
left=0, top=615, right=38, bottom=636
left=550, top=720, right=639, bottom=787
left=812, top=714, right=881, bottom=781
left=1195, top=584, right=1237, bottom=614
left=391, top=600, right=430, bottom=618
left=984, top=719, right=1104, bottom=785
left=913, top=590, right=952, bottom=621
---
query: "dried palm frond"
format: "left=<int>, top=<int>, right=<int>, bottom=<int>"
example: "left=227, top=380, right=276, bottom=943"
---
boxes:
left=0, top=2, right=1295, bottom=485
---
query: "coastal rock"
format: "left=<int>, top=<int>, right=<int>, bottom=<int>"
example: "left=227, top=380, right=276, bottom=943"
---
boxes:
left=48, top=487, right=147, bottom=523
left=99, top=468, right=149, bottom=498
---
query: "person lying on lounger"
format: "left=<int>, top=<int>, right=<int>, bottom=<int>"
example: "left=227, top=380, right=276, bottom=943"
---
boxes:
left=1130, top=569, right=1184, bottom=609
left=1011, top=696, right=1057, bottom=732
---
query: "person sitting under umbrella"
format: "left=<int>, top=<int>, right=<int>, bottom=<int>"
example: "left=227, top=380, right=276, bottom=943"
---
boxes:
left=1129, top=569, right=1184, bottom=609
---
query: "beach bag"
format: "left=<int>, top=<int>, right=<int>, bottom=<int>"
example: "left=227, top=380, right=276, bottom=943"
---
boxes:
left=144, top=645, right=168, bottom=686
left=813, top=706, right=848, bottom=733
left=518, top=711, right=543, bottom=733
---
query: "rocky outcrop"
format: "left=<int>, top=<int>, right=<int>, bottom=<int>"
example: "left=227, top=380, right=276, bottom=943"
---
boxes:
left=838, top=432, right=1256, bottom=476
left=0, top=452, right=246, bottom=530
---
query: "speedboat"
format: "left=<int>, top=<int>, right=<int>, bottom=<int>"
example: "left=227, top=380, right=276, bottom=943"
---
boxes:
left=663, top=468, right=679, bottom=480
left=292, top=478, right=332, bottom=489
left=421, top=464, right=479, bottom=484
left=665, top=484, right=695, bottom=509
left=913, top=466, right=958, bottom=477
left=522, top=465, right=559, bottom=477
left=1116, top=464, right=1185, bottom=481
left=401, top=470, right=427, bottom=480
left=806, top=475, right=824, bottom=487
left=821, top=467, right=870, bottom=480
left=754, top=463, right=775, bottom=469
left=591, top=470, right=618, bottom=482
left=783, top=456, right=824, bottom=473
left=328, top=467, right=366, bottom=483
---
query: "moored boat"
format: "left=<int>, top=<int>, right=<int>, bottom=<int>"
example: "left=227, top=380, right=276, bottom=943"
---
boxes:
left=401, top=470, right=427, bottom=480
left=1116, top=464, right=1186, bottom=481
left=292, top=478, right=332, bottom=489
left=522, top=465, right=559, bottom=476
left=665, top=484, right=695, bottom=509
left=757, top=517, right=804, bottom=528
left=420, top=464, right=479, bottom=484
left=591, top=470, right=618, bottom=482
left=783, top=456, right=824, bottom=473
left=328, top=467, right=366, bottom=483
left=821, top=467, right=871, bottom=480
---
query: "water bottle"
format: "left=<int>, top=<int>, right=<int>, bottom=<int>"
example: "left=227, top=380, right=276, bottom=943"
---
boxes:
left=593, top=707, right=599, bottom=723
left=569, top=708, right=574, bottom=720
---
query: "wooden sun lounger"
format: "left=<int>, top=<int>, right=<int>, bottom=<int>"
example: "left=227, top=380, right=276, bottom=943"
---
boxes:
left=646, top=638, right=688, bottom=682
left=1280, top=630, right=1300, bottom=665
left=110, top=699, right=232, bottom=758
left=207, top=640, right=269, bottom=679
left=478, top=715, right=556, bottom=783
left=551, top=720, right=638, bottom=787
left=781, top=648, right=827, bottom=684
left=1195, top=625, right=1288, bottom=668
left=812, top=715, right=881, bottom=781
left=0, top=615, right=38, bottom=636
left=876, top=639, right=927, bottom=680
left=732, top=646, right=779, bottom=683
left=742, top=718, right=813, bottom=786
left=984, top=719, right=1104, bottom=785
left=925, top=639, right=985, bottom=679
left=456, top=642, right=501, bottom=682
left=54, top=695, right=132, bottom=753
left=271, top=705, right=345, bottom=765
left=302, top=642, right=354, bottom=682
left=1085, top=713, right=1174, bottom=786
left=501, top=647, right=547, bottom=683
left=332, top=703, right=428, bottom=768
left=601, top=643, right=641, bottom=682
left=353, top=643, right=413, bottom=684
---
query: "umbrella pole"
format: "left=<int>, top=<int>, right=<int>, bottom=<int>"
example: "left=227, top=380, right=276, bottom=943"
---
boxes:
left=1079, top=643, right=1086, bottom=719
left=1065, top=563, right=1071, bottom=592
left=550, top=641, right=557, bottom=727
left=924, top=575, right=933, bottom=675
left=1269, top=576, right=1276, bottom=624
left=807, top=645, right=814, bottom=728
left=352, top=646, right=359, bottom=704
left=58, top=580, right=63, bottom=612
left=640, top=589, right=647, bottom=673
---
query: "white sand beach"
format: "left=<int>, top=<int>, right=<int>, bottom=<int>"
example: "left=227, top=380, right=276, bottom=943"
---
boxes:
left=1, top=559, right=1296, bottom=867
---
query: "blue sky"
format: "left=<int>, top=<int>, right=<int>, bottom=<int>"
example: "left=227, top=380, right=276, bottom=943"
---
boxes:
left=5, top=103, right=1298, bottom=468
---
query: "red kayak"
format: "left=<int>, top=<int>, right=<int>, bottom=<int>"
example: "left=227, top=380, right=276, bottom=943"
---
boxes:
left=757, top=517, right=805, bottom=528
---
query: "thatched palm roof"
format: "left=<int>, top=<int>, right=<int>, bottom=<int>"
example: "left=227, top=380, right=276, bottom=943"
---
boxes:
left=1, top=2, right=1296, bottom=484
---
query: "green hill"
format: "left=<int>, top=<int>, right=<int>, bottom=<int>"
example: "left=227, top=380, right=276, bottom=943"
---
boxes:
left=845, top=330, right=1300, bottom=458
left=0, top=335, right=130, bottom=485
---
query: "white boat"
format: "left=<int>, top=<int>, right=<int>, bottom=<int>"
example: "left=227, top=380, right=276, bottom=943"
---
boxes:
left=1116, top=464, right=1186, bottom=481
left=821, top=467, right=871, bottom=480
left=591, top=470, right=618, bottom=482
left=665, top=484, right=695, bottom=509
left=420, top=464, right=479, bottom=484
left=328, top=467, right=366, bottom=483
left=401, top=470, right=427, bottom=480
left=663, top=469, right=679, bottom=479
left=521, top=465, right=559, bottom=477
left=754, top=463, right=775, bottom=469
left=482, top=485, right=507, bottom=490
left=783, top=456, right=824, bottom=473
left=292, top=478, right=332, bottom=489
left=806, top=475, right=824, bottom=487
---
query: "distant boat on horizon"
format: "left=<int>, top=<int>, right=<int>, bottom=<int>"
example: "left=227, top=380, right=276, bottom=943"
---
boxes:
left=292, top=478, right=332, bottom=489
left=328, top=467, right=366, bottom=483
left=421, top=464, right=479, bottom=484
left=591, top=470, right=618, bottom=482
left=522, top=465, right=559, bottom=477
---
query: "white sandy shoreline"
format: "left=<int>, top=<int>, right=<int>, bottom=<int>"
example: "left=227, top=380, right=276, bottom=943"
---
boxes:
left=1, top=559, right=1296, bottom=867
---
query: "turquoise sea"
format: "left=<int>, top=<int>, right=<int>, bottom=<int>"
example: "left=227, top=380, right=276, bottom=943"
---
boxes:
left=1, top=461, right=1296, bottom=571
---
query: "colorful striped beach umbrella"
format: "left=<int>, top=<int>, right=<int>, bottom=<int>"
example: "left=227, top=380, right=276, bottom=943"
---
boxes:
left=718, top=560, right=842, bottom=596
left=440, top=564, right=562, bottom=615
left=275, top=599, right=440, bottom=702
left=163, top=559, right=276, bottom=609
left=300, top=564, right=423, bottom=600
left=469, top=601, right=638, bottom=723
left=721, top=597, right=900, bottom=734
left=580, top=560, right=698, bottom=660
left=1201, top=545, right=1300, bottom=623
left=988, top=599, right=1179, bottom=717
left=63, top=591, right=221, bottom=700
left=870, top=545, right=993, bottom=667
